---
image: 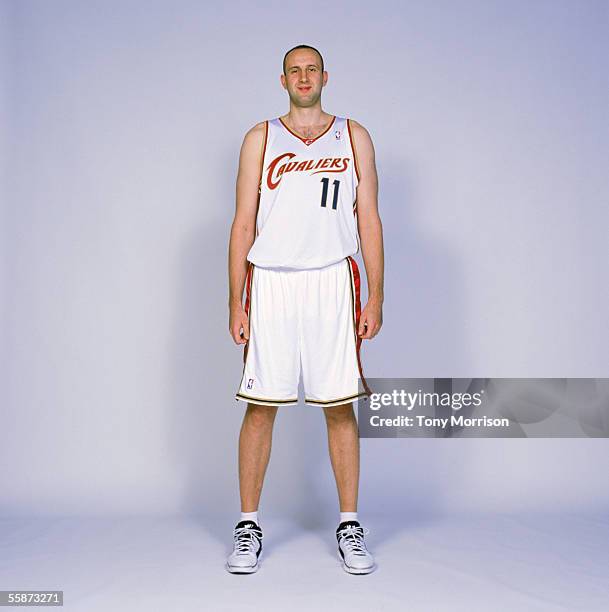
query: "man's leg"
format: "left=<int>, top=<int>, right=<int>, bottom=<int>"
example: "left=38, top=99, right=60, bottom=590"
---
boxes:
left=229, top=263, right=299, bottom=574
left=323, top=401, right=375, bottom=574
left=239, top=402, right=278, bottom=512
left=226, top=402, right=277, bottom=574
left=323, top=402, right=359, bottom=512
left=300, top=259, right=374, bottom=573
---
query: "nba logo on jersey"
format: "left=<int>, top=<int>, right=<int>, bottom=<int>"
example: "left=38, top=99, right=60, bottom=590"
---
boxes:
left=334, top=130, right=341, bottom=140
left=247, top=378, right=254, bottom=389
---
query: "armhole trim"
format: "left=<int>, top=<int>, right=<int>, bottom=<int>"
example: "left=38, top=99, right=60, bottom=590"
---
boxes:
left=255, top=121, right=269, bottom=238
left=346, top=118, right=361, bottom=183
left=258, top=120, right=269, bottom=193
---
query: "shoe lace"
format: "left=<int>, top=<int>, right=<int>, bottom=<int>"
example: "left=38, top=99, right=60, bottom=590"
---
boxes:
left=233, top=525, right=263, bottom=555
left=337, top=525, right=370, bottom=555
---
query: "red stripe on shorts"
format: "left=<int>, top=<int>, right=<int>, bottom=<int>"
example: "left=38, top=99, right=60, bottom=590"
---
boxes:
left=347, top=256, right=372, bottom=396
left=243, top=262, right=254, bottom=365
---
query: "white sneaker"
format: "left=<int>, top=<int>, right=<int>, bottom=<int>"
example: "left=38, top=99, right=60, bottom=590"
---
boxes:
left=336, top=520, right=375, bottom=574
left=226, top=520, right=263, bottom=574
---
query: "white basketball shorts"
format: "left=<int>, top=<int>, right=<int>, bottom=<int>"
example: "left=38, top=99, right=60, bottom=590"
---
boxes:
left=235, top=256, right=372, bottom=407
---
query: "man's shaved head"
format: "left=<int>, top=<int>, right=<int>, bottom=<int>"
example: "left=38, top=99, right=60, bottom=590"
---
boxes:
left=282, top=44, right=325, bottom=75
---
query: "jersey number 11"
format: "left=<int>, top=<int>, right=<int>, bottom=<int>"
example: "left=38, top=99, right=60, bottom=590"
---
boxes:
left=320, top=178, right=340, bottom=210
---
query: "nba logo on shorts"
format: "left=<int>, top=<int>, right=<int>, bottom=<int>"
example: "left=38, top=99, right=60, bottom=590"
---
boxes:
left=334, top=130, right=341, bottom=140
left=247, top=378, right=254, bottom=389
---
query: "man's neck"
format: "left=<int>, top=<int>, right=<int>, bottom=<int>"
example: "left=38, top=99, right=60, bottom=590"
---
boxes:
left=282, top=106, right=332, bottom=138
left=284, top=105, right=332, bottom=130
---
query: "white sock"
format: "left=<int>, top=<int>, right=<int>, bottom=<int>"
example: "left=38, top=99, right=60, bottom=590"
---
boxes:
left=241, top=511, right=259, bottom=525
left=340, top=511, right=358, bottom=524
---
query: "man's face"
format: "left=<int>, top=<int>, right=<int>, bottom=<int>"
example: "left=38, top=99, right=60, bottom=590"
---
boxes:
left=281, top=49, right=327, bottom=108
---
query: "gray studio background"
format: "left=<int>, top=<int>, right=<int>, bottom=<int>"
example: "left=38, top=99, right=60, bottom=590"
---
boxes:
left=2, top=0, right=609, bottom=523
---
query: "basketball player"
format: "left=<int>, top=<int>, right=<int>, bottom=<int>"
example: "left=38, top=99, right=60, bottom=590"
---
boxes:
left=226, top=44, right=384, bottom=575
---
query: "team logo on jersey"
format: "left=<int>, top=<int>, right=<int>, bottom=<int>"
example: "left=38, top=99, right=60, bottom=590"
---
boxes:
left=266, top=153, right=351, bottom=190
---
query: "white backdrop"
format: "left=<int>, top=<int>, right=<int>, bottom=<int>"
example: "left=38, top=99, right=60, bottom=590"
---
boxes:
left=2, top=0, right=609, bottom=520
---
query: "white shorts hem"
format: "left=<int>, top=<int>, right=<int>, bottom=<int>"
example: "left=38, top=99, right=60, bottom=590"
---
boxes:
left=304, top=391, right=369, bottom=408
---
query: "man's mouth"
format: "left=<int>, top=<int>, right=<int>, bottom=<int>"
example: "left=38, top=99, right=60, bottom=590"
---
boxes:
left=298, top=86, right=312, bottom=92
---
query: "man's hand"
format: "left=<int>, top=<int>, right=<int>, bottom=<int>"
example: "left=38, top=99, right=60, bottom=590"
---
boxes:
left=229, top=303, right=250, bottom=344
left=358, top=298, right=383, bottom=339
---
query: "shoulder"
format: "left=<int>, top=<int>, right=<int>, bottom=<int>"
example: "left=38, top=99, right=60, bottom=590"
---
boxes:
left=347, top=118, right=372, bottom=141
left=243, top=121, right=268, bottom=145
left=239, top=121, right=269, bottom=162
left=346, top=118, right=374, bottom=157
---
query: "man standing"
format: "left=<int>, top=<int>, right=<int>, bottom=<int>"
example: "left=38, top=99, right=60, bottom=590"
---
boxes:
left=227, top=44, right=384, bottom=574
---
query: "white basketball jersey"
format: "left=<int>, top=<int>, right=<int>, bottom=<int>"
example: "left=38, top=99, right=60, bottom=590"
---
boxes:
left=246, top=115, right=361, bottom=269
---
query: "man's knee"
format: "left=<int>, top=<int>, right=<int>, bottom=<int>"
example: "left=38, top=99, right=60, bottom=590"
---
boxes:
left=245, top=403, right=278, bottom=428
left=323, top=402, right=354, bottom=423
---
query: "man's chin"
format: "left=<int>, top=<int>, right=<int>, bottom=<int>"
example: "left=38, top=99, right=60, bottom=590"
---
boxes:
left=290, top=94, right=320, bottom=107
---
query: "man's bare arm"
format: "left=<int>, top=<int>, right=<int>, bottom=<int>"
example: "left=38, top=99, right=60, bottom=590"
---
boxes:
left=228, top=121, right=266, bottom=344
left=350, top=119, right=384, bottom=339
